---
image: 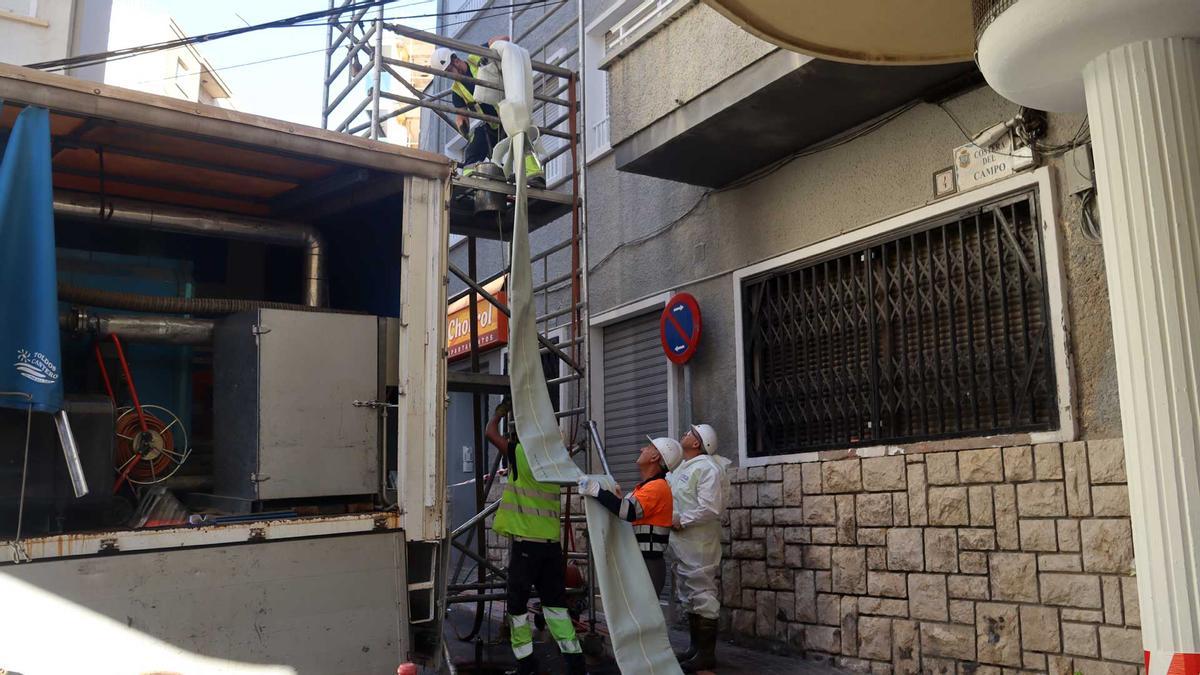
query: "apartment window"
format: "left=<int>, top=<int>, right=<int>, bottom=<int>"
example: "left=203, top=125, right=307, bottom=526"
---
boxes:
left=741, top=191, right=1058, bottom=457
left=540, top=48, right=571, bottom=186
left=445, top=0, right=491, bottom=38
left=587, top=70, right=610, bottom=158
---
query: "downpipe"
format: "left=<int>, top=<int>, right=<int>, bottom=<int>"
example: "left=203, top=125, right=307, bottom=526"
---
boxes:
left=53, top=191, right=327, bottom=307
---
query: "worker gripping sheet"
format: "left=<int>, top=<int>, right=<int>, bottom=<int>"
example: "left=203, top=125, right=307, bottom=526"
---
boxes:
left=490, top=40, right=682, bottom=675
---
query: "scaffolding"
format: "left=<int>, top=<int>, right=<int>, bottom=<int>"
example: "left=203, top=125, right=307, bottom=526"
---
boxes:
left=320, top=0, right=598, bottom=660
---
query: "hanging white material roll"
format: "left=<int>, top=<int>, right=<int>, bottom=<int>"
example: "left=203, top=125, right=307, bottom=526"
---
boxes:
left=496, top=41, right=682, bottom=675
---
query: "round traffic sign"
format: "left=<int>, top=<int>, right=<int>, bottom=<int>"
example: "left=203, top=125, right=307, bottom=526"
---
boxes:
left=660, top=293, right=702, bottom=364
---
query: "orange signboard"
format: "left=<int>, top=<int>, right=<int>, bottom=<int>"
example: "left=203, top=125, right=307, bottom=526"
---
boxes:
left=447, top=276, right=508, bottom=361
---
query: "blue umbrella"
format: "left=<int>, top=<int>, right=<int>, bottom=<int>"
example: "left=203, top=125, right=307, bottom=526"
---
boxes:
left=0, top=103, right=88, bottom=510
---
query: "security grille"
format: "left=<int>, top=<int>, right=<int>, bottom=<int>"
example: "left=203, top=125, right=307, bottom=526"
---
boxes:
left=602, top=311, right=669, bottom=486
left=742, top=191, right=1057, bottom=457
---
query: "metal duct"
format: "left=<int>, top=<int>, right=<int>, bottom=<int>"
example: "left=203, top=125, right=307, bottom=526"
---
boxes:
left=60, top=309, right=215, bottom=345
left=52, top=191, right=327, bottom=307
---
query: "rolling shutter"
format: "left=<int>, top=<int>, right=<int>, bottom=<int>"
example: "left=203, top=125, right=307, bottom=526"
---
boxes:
left=602, top=311, right=668, bottom=486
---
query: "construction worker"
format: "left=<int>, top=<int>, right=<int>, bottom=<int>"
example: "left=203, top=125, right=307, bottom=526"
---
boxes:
left=669, top=423, right=725, bottom=672
left=432, top=40, right=544, bottom=186
left=576, top=436, right=681, bottom=596
left=485, top=400, right=585, bottom=675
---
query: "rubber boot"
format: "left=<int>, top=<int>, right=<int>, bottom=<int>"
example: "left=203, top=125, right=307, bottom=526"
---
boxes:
left=679, top=615, right=717, bottom=672
left=564, top=652, right=587, bottom=675
left=675, top=613, right=698, bottom=662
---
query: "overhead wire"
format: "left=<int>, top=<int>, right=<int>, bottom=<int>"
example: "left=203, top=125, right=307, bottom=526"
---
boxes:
left=587, top=101, right=921, bottom=275
left=119, top=1, right=563, bottom=92
left=25, top=0, right=559, bottom=72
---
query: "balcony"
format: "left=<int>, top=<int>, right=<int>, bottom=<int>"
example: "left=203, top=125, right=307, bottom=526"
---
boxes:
left=611, top=49, right=975, bottom=188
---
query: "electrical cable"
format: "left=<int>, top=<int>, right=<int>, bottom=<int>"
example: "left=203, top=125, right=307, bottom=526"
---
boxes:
left=587, top=101, right=920, bottom=275
left=1079, top=187, right=1103, bottom=244
left=26, top=0, right=560, bottom=73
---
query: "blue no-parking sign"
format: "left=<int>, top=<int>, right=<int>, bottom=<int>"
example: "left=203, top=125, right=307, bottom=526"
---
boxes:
left=660, top=293, right=702, bottom=364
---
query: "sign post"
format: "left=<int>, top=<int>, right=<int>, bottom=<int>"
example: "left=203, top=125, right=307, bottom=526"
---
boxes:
left=660, top=293, right=702, bottom=430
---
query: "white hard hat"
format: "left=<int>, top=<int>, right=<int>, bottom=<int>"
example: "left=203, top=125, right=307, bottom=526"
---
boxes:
left=689, top=424, right=718, bottom=455
left=647, top=436, right=683, bottom=472
left=432, top=47, right=455, bottom=71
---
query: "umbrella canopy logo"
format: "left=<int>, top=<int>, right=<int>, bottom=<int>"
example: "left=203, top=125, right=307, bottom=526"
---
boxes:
left=14, top=348, right=58, bottom=385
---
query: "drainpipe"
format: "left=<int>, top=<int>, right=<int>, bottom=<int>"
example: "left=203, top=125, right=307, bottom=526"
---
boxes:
left=52, top=191, right=327, bottom=307
left=60, top=309, right=214, bottom=346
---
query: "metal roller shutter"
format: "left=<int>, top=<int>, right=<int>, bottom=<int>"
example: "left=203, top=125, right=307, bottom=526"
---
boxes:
left=602, top=311, right=668, bottom=487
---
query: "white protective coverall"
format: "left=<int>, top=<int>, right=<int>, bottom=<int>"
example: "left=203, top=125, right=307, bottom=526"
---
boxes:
left=668, top=453, right=726, bottom=620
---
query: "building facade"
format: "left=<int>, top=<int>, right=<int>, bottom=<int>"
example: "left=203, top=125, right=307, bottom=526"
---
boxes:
left=0, top=0, right=107, bottom=72
left=433, top=1, right=1141, bottom=672
left=0, top=0, right=232, bottom=108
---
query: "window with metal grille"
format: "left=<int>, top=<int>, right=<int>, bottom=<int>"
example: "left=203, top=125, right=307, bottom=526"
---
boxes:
left=741, top=191, right=1058, bottom=457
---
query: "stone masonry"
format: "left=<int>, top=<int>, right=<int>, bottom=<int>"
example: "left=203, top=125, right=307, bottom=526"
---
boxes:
left=721, top=440, right=1143, bottom=675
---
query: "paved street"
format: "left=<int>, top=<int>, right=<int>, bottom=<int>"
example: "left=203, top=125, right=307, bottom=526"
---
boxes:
left=443, top=607, right=840, bottom=674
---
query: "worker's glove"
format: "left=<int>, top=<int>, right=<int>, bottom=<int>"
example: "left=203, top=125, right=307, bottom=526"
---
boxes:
left=576, top=477, right=601, bottom=498
left=494, top=398, right=512, bottom=418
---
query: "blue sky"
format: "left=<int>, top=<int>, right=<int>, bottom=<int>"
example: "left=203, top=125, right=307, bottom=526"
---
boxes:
left=144, top=0, right=439, bottom=128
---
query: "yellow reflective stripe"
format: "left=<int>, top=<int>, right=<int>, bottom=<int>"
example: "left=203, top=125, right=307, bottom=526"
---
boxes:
left=556, top=638, right=582, bottom=654
left=499, top=500, right=559, bottom=519
left=509, top=612, right=534, bottom=659
left=543, top=607, right=580, bottom=653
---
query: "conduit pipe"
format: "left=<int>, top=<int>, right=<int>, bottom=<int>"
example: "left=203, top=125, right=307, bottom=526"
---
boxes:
left=59, top=309, right=214, bottom=346
left=52, top=191, right=327, bottom=307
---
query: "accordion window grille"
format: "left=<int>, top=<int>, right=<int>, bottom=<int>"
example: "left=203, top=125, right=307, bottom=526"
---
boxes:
left=742, top=190, right=1058, bottom=457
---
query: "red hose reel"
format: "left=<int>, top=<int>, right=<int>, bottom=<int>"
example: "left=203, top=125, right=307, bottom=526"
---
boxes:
left=93, top=334, right=189, bottom=494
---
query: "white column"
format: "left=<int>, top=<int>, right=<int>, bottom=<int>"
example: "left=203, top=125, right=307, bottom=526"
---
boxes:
left=1083, top=37, right=1200, bottom=672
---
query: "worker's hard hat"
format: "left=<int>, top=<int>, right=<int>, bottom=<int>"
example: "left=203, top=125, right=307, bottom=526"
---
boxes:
left=689, top=424, right=718, bottom=455
left=432, top=47, right=455, bottom=71
left=647, top=436, right=684, bottom=472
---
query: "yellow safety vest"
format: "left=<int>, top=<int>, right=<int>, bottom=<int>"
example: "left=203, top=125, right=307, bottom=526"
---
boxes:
left=494, top=443, right=561, bottom=541
left=452, top=55, right=499, bottom=129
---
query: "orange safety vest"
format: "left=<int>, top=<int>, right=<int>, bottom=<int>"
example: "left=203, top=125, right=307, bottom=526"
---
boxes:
left=631, top=477, right=672, bottom=556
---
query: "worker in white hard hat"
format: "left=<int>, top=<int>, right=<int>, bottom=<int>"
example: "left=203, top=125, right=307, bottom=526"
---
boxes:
left=431, top=38, right=544, bottom=187
left=578, top=436, right=681, bottom=596
left=669, top=423, right=725, bottom=672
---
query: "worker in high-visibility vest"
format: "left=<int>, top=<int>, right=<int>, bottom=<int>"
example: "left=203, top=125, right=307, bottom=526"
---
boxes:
left=577, top=436, right=681, bottom=596
left=670, top=423, right=726, bottom=673
left=485, top=401, right=585, bottom=675
left=432, top=43, right=544, bottom=187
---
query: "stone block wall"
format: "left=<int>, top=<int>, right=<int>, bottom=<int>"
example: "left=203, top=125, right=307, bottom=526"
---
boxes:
left=720, top=440, right=1143, bottom=675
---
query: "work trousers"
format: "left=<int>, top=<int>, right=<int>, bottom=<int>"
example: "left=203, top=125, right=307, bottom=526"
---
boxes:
left=645, top=555, right=667, bottom=598
left=463, top=123, right=499, bottom=166
left=507, top=539, right=581, bottom=660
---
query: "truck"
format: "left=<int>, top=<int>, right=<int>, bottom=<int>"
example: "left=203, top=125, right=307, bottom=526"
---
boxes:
left=0, top=63, right=452, bottom=673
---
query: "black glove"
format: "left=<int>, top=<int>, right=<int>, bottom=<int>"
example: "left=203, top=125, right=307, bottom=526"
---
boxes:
left=494, top=397, right=512, bottom=418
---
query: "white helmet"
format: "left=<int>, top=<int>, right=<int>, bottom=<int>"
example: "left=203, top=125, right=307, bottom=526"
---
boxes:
left=647, top=436, right=683, bottom=472
left=431, top=47, right=455, bottom=71
left=689, top=424, right=718, bottom=455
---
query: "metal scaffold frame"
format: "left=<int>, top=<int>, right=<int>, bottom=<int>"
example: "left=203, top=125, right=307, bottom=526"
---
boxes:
left=321, top=0, right=598, bottom=659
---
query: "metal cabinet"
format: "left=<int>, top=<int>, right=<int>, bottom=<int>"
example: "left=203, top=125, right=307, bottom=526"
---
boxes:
left=214, top=309, right=379, bottom=501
